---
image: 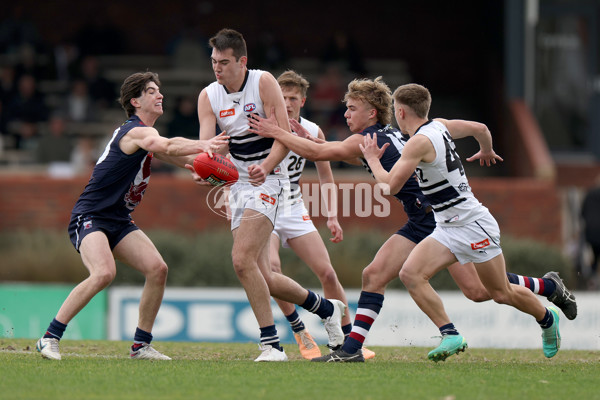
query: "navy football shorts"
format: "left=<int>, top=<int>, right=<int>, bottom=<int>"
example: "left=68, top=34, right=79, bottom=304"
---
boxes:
left=395, top=210, right=436, bottom=244
left=68, top=214, right=139, bottom=252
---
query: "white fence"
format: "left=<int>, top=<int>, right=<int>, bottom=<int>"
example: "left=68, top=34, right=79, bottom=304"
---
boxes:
left=109, top=288, right=599, bottom=350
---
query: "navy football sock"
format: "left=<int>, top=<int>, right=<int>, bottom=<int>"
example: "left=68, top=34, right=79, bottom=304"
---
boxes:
left=285, top=310, right=305, bottom=333
left=300, top=290, right=333, bottom=319
left=259, top=325, right=282, bottom=351
left=43, top=318, right=67, bottom=340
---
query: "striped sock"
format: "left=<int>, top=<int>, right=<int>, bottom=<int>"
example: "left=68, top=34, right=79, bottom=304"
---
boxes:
left=260, top=325, right=282, bottom=351
left=300, top=290, right=334, bottom=319
left=285, top=310, right=305, bottom=333
left=43, top=318, right=67, bottom=340
left=439, top=323, right=459, bottom=336
left=507, top=273, right=556, bottom=297
left=342, top=291, right=383, bottom=354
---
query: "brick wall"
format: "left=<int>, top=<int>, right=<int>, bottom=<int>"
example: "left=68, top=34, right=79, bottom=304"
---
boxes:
left=0, top=173, right=562, bottom=246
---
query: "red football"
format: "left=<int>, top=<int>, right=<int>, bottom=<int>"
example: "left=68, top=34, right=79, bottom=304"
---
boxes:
left=193, top=153, right=239, bottom=186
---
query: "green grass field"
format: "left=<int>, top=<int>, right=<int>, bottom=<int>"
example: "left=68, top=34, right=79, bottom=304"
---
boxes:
left=2, top=338, right=598, bottom=400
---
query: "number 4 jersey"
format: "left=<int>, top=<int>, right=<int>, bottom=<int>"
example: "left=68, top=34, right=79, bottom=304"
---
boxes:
left=414, top=120, right=488, bottom=227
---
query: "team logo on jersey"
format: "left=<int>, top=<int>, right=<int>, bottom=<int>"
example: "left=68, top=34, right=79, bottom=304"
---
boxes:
left=220, top=109, right=235, bottom=118
left=302, top=214, right=311, bottom=221
left=124, top=155, right=152, bottom=210
left=83, top=220, right=92, bottom=230
left=470, top=238, right=490, bottom=250
left=458, top=183, right=469, bottom=192
left=244, top=103, right=257, bottom=112
left=259, top=193, right=276, bottom=205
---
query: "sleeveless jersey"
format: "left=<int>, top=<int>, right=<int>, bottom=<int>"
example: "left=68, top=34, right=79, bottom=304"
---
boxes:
left=284, top=116, right=319, bottom=204
left=414, top=120, right=488, bottom=226
left=206, top=69, right=287, bottom=182
left=359, top=123, right=430, bottom=219
left=71, top=115, right=152, bottom=221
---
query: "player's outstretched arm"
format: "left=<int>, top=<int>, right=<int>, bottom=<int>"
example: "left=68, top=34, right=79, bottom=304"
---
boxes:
left=249, top=109, right=362, bottom=163
left=122, top=124, right=228, bottom=159
left=436, top=118, right=503, bottom=167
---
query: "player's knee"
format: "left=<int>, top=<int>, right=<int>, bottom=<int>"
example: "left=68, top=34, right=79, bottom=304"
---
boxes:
left=231, top=251, right=254, bottom=278
left=317, top=266, right=338, bottom=287
left=270, top=259, right=282, bottom=274
left=398, top=265, right=428, bottom=289
left=92, top=269, right=116, bottom=289
left=362, top=266, right=384, bottom=291
left=462, top=288, right=490, bottom=303
left=488, top=290, right=511, bottom=305
left=398, top=267, right=416, bottom=286
left=149, top=260, right=168, bottom=284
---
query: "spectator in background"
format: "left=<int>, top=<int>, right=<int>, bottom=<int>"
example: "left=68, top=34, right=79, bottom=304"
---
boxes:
left=35, top=113, right=74, bottom=165
left=167, top=24, right=210, bottom=72
left=255, top=31, right=288, bottom=71
left=167, top=95, right=199, bottom=139
left=4, top=73, right=48, bottom=149
left=13, top=42, right=46, bottom=82
left=0, top=66, right=16, bottom=140
left=0, top=4, right=41, bottom=56
left=307, top=64, right=348, bottom=136
left=60, top=78, right=97, bottom=122
left=51, top=39, right=81, bottom=83
left=70, top=135, right=98, bottom=176
left=79, top=55, right=116, bottom=110
left=581, top=175, right=600, bottom=289
left=319, top=30, right=366, bottom=76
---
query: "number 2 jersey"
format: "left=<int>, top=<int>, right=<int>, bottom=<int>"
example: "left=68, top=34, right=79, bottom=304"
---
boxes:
left=359, top=122, right=430, bottom=220
left=414, top=120, right=488, bottom=227
left=71, top=115, right=152, bottom=222
left=205, top=69, right=288, bottom=182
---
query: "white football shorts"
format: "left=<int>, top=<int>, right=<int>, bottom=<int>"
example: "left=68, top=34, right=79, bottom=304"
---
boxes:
left=272, top=200, right=317, bottom=248
left=429, top=212, right=503, bottom=264
left=229, top=178, right=288, bottom=231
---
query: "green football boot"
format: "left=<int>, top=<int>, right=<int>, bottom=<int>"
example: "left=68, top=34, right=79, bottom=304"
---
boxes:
left=427, top=334, right=468, bottom=362
left=541, top=306, right=561, bottom=358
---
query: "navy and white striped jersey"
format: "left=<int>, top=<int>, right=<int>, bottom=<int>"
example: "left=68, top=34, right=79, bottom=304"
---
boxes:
left=284, top=117, right=319, bottom=204
left=414, top=120, right=487, bottom=226
left=359, top=123, right=431, bottom=219
left=206, top=69, right=287, bottom=182
left=71, top=115, right=152, bottom=222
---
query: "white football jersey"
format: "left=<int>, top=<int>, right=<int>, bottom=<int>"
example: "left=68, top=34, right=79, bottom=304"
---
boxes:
left=415, top=120, right=488, bottom=226
left=206, top=69, right=287, bottom=182
left=283, top=117, right=319, bottom=203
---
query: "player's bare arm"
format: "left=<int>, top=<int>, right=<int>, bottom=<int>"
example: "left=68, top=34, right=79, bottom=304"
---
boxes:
left=314, top=128, right=343, bottom=243
left=120, top=126, right=228, bottom=159
left=436, top=118, right=504, bottom=166
left=198, top=89, right=219, bottom=141
left=249, top=111, right=363, bottom=164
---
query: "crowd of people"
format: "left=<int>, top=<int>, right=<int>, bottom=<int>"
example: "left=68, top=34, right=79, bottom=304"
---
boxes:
left=0, top=13, right=369, bottom=177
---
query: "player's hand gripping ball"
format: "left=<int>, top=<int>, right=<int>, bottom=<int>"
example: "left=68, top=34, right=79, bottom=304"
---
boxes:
left=193, top=153, right=239, bottom=186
